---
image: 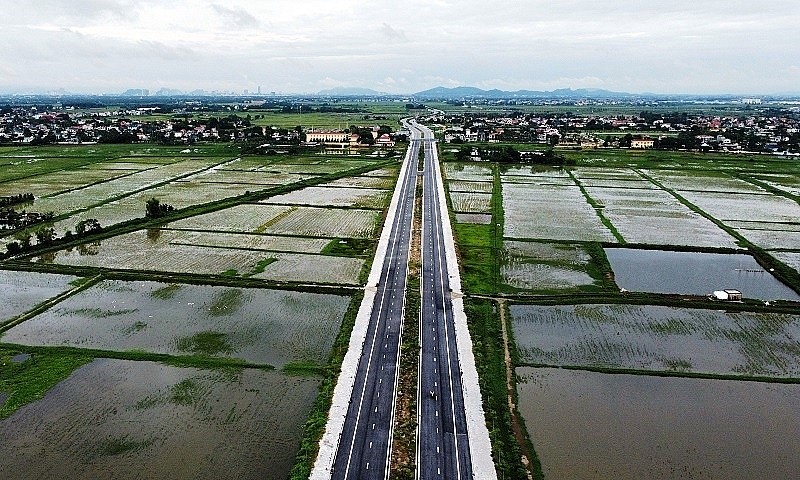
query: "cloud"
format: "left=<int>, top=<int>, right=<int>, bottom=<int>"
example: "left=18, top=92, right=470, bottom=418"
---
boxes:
left=210, top=4, right=260, bottom=29
left=380, top=23, right=407, bottom=41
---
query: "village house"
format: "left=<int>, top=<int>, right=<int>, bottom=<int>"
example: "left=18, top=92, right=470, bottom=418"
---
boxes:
left=630, top=137, right=655, bottom=149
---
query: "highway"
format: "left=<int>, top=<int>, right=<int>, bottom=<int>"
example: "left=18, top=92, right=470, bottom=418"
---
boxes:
left=330, top=125, right=420, bottom=479
left=413, top=121, right=473, bottom=479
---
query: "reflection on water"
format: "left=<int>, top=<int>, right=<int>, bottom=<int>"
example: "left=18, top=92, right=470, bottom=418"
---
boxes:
left=0, top=359, right=320, bottom=480
left=606, top=248, right=800, bottom=301
left=517, top=367, right=800, bottom=479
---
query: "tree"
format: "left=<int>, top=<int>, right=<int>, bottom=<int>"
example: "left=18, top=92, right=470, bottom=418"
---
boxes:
left=14, top=231, right=31, bottom=249
left=75, top=218, right=101, bottom=235
left=145, top=198, right=175, bottom=219
left=35, top=227, right=55, bottom=245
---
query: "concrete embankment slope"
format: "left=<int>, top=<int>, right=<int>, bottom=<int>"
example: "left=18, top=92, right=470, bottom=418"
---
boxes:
left=310, top=136, right=414, bottom=479
left=428, top=130, right=497, bottom=480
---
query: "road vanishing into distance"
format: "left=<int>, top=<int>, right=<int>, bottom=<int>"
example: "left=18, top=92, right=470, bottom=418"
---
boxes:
left=315, top=119, right=487, bottom=479
left=329, top=124, right=419, bottom=479
left=415, top=122, right=473, bottom=479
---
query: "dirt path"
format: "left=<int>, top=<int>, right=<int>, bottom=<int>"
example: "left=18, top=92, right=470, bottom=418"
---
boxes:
left=498, top=299, right=534, bottom=480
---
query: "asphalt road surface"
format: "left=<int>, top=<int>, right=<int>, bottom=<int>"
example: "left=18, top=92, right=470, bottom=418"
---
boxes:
left=330, top=121, right=473, bottom=479
left=330, top=128, right=420, bottom=479
left=414, top=121, right=473, bottom=480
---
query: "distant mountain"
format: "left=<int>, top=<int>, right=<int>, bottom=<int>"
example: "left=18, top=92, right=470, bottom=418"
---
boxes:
left=413, top=86, right=634, bottom=99
left=316, top=87, right=388, bottom=96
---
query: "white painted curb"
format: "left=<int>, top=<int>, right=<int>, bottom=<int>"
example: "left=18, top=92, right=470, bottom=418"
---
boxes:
left=430, top=132, right=498, bottom=480
left=310, top=131, right=415, bottom=480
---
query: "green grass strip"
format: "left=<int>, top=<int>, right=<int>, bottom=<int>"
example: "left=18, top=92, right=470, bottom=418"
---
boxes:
left=567, top=168, right=625, bottom=243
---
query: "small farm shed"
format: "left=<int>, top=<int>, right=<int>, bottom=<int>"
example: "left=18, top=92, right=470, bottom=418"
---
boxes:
left=711, top=289, right=743, bottom=301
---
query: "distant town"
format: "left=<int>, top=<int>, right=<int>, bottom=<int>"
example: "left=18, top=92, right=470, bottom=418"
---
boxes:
left=1, top=91, right=798, bottom=155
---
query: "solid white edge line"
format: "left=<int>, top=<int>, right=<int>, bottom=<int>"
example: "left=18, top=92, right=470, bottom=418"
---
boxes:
left=428, top=127, right=498, bottom=480
left=310, top=122, right=417, bottom=480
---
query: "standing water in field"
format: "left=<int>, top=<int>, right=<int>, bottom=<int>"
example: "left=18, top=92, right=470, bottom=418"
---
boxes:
left=517, top=367, right=800, bottom=479
left=605, top=248, right=800, bottom=301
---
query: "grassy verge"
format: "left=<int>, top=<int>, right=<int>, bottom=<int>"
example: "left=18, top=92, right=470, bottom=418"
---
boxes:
left=0, top=345, right=92, bottom=419
left=289, top=291, right=363, bottom=479
left=464, top=298, right=534, bottom=479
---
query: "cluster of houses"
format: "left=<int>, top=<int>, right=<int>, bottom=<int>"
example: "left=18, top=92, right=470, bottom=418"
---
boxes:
left=431, top=108, right=800, bottom=154
left=303, top=126, right=396, bottom=148
left=0, top=104, right=400, bottom=149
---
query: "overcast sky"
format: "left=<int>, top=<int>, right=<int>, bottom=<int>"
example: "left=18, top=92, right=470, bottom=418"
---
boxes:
left=2, top=0, right=798, bottom=95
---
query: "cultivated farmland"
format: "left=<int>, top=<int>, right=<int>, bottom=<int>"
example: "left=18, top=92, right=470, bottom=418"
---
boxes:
left=0, top=359, right=320, bottom=480
left=2, top=280, right=349, bottom=367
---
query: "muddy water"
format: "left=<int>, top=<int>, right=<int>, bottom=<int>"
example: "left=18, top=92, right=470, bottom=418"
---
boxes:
left=2, top=280, right=349, bottom=367
left=606, top=248, right=800, bottom=301
left=0, top=359, right=320, bottom=480
left=0, top=270, right=78, bottom=321
left=517, top=367, right=800, bottom=479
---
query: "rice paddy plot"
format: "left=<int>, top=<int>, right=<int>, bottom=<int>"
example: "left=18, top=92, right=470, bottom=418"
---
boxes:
left=167, top=204, right=293, bottom=233
left=502, top=183, right=616, bottom=242
left=512, top=303, right=800, bottom=375
left=135, top=180, right=258, bottom=208
left=0, top=168, right=134, bottom=199
left=260, top=207, right=379, bottom=239
left=772, top=252, right=800, bottom=273
left=498, top=165, right=568, bottom=178
left=253, top=253, right=365, bottom=285
left=736, top=227, right=800, bottom=250
left=751, top=174, right=800, bottom=197
left=678, top=190, right=800, bottom=223
left=499, top=175, right=574, bottom=186
left=571, top=167, right=645, bottom=181
left=606, top=248, right=800, bottom=301
left=516, top=367, right=800, bottom=480
left=645, top=169, right=769, bottom=194
left=37, top=232, right=267, bottom=276
left=261, top=186, right=390, bottom=209
left=584, top=186, right=738, bottom=247
left=501, top=263, right=595, bottom=291
left=26, top=158, right=226, bottom=217
left=89, top=162, right=162, bottom=171
left=170, top=231, right=329, bottom=254
left=270, top=160, right=376, bottom=175
left=189, top=170, right=307, bottom=186
left=360, top=167, right=399, bottom=177
left=0, top=359, right=320, bottom=480
left=324, top=176, right=396, bottom=189
left=577, top=177, right=656, bottom=189
left=501, top=241, right=595, bottom=291
left=505, top=241, right=591, bottom=264
left=0, top=270, right=78, bottom=322
left=455, top=213, right=492, bottom=224
left=447, top=181, right=493, bottom=193
left=448, top=192, right=492, bottom=213
left=443, top=163, right=493, bottom=182
left=2, top=280, right=348, bottom=366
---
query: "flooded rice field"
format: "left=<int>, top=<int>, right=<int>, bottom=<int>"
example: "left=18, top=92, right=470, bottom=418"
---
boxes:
left=501, top=242, right=596, bottom=291
left=2, top=280, right=349, bottom=367
left=455, top=213, right=492, bottom=224
left=0, top=270, right=78, bottom=321
left=0, top=359, right=320, bottom=480
left=584, top=186, right=738, bottom=247
left=516, top=367, right=800, bottom=479
left=511, top=303, right=800, bottom=375
left=503, top=183, right=616, bottom=242
left=606, top=248, right=800, bottom=301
